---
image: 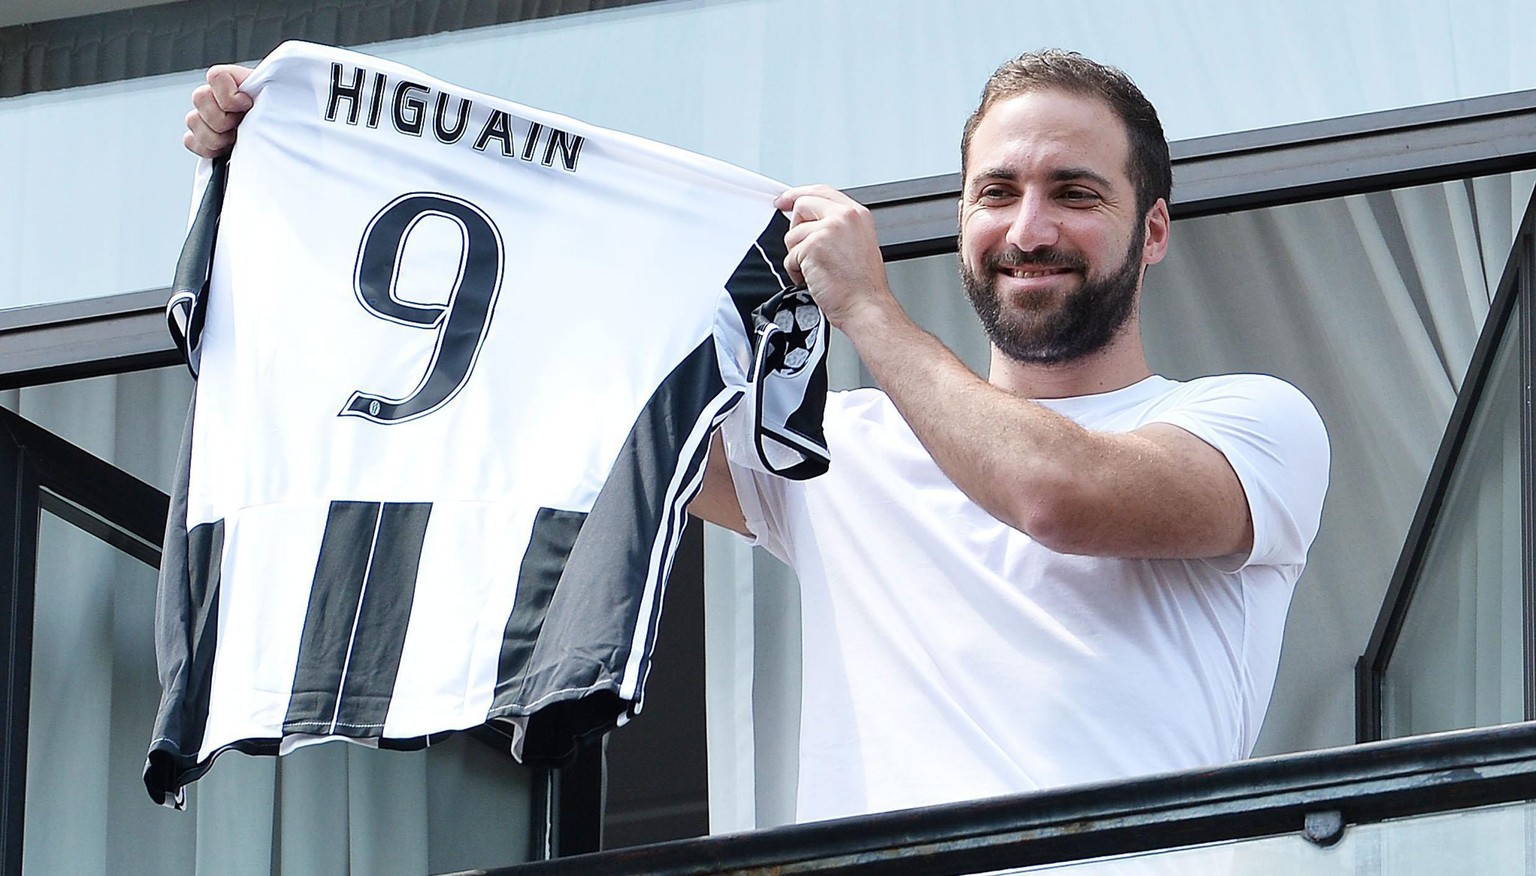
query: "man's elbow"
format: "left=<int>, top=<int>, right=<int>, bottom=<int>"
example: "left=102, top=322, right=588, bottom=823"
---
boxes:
left=1008, top=493, right=1095, bottom=555
left=1009, top=489, right=1255, bottom=560
left=998, top=473, right=1139, bottom=557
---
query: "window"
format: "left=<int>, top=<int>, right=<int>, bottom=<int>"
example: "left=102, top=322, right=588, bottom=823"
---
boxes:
left=1361, top=188, right=1536, bottom=740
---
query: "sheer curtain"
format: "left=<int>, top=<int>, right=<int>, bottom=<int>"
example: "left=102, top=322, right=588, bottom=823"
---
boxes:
left=1147, top=171, right=1536, bottom=756
left=706, top=171, right=1536, bottom=829
left=5, top=368, right=532, bottom=874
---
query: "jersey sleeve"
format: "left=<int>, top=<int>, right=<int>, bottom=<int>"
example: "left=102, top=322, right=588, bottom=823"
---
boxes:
left=166, top=157, right=230, bottom=378
left=722, top=429, right=800, bottom=563
left=1151, top=375, right=1330, bottom=572
left=715, top=212, right=831, bottom=481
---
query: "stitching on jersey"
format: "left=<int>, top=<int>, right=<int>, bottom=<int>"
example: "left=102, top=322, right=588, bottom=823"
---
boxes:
left=283, top=719, right=387, bottom=731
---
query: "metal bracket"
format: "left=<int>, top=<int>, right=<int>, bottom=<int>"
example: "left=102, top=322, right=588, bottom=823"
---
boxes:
left=1302, top=809, right=1347, bottom=847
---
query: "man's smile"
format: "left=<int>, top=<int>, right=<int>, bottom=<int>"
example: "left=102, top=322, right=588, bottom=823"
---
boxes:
left=997, top=264, right=1075, bottom=280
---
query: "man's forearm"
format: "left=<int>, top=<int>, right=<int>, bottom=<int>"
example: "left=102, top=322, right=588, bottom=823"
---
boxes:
left=838, top=300, right=1250, bottom=559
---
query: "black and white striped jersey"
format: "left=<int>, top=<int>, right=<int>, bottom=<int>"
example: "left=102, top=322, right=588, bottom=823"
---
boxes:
left=144, top=41, right=828, bottom=809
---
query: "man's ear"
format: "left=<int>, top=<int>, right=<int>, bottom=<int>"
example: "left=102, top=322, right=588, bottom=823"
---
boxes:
left=1142, top=198, right=1170, bottom=266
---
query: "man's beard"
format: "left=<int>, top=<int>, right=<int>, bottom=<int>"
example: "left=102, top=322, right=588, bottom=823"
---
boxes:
left=960, top=226, right=1145, bottom=366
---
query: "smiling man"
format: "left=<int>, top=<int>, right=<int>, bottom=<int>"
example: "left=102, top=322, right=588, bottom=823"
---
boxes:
left=690, top=50, right=1330, bottom=823
left=185, top=49, right=1330, bottom=826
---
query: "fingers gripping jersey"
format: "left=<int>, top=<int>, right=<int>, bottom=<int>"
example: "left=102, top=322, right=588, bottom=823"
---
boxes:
left=144, top=41, right=829, bottom=808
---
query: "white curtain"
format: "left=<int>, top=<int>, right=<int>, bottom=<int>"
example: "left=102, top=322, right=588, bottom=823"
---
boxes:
left=705, top=170, right=1536, bottom=829
left=1147, top=172, right=1536, bottom=757
left=5, top=369, right=532, bottom=875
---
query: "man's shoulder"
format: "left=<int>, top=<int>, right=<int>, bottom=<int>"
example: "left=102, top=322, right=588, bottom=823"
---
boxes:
left=1159, top=372, right=1319, bottom=416
left=1154, top=372, right=1330, bottom=468
left=1167, top=371, right=1300, bottom=393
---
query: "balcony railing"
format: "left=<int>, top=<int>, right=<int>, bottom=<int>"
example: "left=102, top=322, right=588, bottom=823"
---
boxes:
left=459, top=721, right=1536, bottom=876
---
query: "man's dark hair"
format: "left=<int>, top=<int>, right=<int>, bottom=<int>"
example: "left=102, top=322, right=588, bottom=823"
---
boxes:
left=961, top=49, right=1172, bottom=218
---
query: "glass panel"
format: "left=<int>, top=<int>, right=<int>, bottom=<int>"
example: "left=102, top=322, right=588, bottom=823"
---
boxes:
left=1141, top=171, right=1536, bottom=757
left=24, top=507, right=184, bottom=874
left=1381, top=282, right=1525, bottom=737
left=21, top=501, right=533, bottom=874
left=870, top=173, right=1533, bottom=762
left=969, top=799, right=1536, bottom=875
left=0, top=366, right=194, bottom=494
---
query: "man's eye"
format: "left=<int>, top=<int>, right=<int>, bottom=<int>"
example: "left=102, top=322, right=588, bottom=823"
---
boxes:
left=1061, top=189, right=1100, bottom=203
left=979, top=186, right=1013, bottom=201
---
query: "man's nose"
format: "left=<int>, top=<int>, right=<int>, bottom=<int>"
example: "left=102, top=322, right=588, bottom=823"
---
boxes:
left=1005, top=194, right=1059, bottom=253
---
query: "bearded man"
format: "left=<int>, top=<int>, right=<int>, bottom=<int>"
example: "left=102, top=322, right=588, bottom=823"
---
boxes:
left=688, top=50, right=1330, bottom=823
left=186, top=49, right=1329, bottom=825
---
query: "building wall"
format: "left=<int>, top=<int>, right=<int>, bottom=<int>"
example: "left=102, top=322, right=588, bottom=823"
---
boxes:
left=3, top=0, right=1534, bottom=309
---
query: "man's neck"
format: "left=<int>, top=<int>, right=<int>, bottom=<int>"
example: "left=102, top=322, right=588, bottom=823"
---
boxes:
left=985, top=330, right=1153, bottom=400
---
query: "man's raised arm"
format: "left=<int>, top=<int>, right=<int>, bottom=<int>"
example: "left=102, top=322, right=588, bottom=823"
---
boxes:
left=775, top=185, right=1255, bottom=561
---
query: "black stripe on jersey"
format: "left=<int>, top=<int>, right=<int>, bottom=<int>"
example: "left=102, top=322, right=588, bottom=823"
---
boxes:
left=285, top=501, right=378, bottom=732
left=724, top=212, right=793, bottom=336
left=493, top=507, right=587, bottom=700
left=490, top=337, right=728, bottom=765
left=145, top=395, right=226, bottom=807
left=629, top=398, right=728, bottom=709
left=143, top=518, right=223, bottom=807
left=284, top=500, right=431, bottom=737
left=167, top=156, right=229, bottom=377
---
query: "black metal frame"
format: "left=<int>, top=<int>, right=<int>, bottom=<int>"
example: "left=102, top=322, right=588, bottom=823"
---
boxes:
left=0, top=290, right=183, bottom=391
left=527, top=744, right=607, bottom=860
left=1356, top=187, right=1536, bottom=741
left=0, top=417, right=37, bottom=876
left=1525, top=229, right=1536, bottom=724
left=0, top=406, right=167, bottom=876
left=465, top=721, right=1536, bottom=876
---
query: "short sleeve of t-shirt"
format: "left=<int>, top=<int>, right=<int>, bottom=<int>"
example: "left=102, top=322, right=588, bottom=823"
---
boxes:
left=726, top=376, right=1329, bottom=574
left=1148, top=374, right=1330, bottom=572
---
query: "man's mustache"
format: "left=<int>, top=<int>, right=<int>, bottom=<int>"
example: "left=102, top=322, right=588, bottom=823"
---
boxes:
left=984, top=247, right=1088, bottom=274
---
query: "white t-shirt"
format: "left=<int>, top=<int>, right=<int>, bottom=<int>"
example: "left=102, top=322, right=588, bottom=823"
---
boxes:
left=728, top=375, right=1329, bottom=823
left=146, top=40, right=830, bottom=808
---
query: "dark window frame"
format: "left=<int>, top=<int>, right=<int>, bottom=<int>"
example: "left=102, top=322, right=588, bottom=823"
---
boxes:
left=0, top=405, right=167, bottom=876
left=1356, top=183, right=1536, bottom=740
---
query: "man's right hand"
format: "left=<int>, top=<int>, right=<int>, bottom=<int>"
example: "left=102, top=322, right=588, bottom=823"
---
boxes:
left=185, top=65, right=254, bottom=158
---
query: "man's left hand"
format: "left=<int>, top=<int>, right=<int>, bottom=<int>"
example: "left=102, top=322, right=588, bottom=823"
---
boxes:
left=775, top=185, right=898, bottom=333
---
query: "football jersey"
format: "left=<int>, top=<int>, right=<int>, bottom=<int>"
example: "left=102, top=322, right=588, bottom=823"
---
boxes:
left=144, top=41, right=828, bottom=808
